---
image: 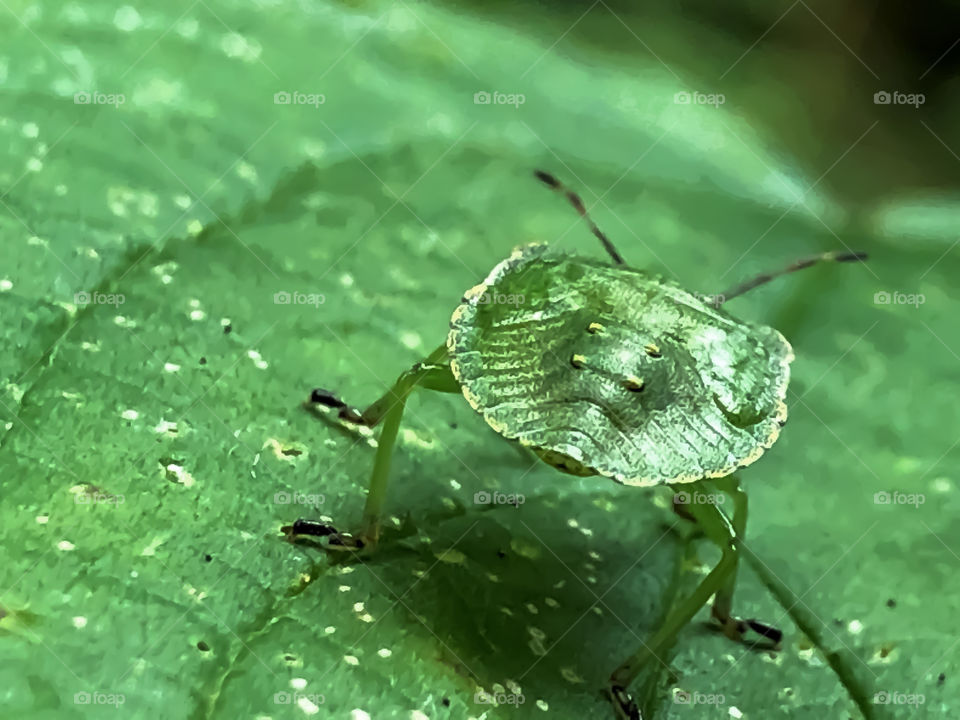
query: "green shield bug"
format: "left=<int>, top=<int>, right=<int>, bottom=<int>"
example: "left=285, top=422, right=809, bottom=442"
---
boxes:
left=286, top=171, right=867, bottom=719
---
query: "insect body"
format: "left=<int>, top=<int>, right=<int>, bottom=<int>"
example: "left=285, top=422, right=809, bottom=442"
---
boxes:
left=448, top=242, right=792, bottom=485
left=288, top=171, right=867, bottom=719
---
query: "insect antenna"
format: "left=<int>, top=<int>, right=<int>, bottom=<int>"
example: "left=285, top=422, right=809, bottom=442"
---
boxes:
left=534, top=170, right=626, bottom=265
left=715, top=250, right=868, bottom=307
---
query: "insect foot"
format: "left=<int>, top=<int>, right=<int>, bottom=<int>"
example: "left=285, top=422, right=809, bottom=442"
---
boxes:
left=710, top=606, right=783, bottom=648
left=309, top=388, right=365, bottom=424
left=281, top=518, right=368, bottom=552
left=606, top=683, right=642, bottom=720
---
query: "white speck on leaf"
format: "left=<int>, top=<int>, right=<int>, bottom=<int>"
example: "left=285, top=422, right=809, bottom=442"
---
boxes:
left=297, top=696, right=320, bottom=714
left=113, top=6, right=142, bottom=31
left=140, top=537, right=164, bottom=556
left=400, top=331, right=422, bottom=350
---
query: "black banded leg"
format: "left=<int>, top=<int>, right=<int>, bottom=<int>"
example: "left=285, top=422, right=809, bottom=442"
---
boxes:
left=608, top=494, right=739, bottom=717
left=709, top=476, right=783, bottom=647
left=309, top=388, right=366, bottom=425
left=291, top=343, right=459, bottom=551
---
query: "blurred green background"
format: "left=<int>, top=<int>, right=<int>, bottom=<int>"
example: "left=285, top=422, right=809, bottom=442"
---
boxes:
left=0, top=1, right=957, bottom=718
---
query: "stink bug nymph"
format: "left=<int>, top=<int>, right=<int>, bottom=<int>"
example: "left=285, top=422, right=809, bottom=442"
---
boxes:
left=286, top=171, right=867, bottom=719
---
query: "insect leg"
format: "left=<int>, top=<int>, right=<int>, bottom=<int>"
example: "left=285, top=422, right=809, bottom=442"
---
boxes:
left=608, top=491, right=738, bottom=693
left=310, top=343, right=457, bottom=426
left=709, top=476, right=784, bottom=645
left=298, top=343, right=458, bottom=549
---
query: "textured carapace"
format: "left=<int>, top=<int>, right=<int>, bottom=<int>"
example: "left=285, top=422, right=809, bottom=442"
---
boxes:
left=447, top=244, right=794, bottom=486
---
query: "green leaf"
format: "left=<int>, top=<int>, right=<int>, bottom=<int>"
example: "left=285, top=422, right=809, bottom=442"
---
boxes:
left=1, top=2, right=955, bottom=719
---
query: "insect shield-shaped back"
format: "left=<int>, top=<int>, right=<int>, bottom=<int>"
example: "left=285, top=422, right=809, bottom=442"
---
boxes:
left=447, top=244, right=794, bottom=486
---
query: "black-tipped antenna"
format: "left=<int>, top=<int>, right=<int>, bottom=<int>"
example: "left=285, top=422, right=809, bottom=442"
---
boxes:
left=534, top=170, right=626, bottom=265
left=715, top=250, right=869, bottom=306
